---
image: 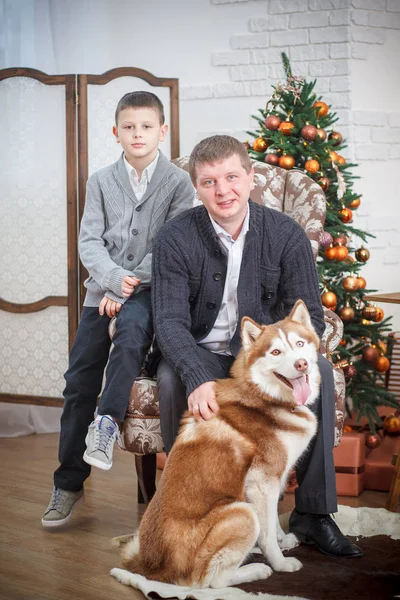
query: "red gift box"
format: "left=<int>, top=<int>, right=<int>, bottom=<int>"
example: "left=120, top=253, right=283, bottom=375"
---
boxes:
left=333, top=431, right=366, bottom=497
left=365, top=434, right=400, bottom=492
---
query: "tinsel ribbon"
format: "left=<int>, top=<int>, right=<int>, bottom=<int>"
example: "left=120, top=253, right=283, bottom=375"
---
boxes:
left=267, top=75, right=305, bottom=107
left=332, top=160, right=347, bottom=199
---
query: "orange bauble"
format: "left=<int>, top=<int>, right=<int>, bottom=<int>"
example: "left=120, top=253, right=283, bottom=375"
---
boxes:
left=363, top=305, right=378, bottom=320
left=335, top=245, right=349, bottom=261
left=253, top=137, right=268, bottom=153
left=337, top=155, right=346, bottom=166
left=318, top=176, right=330, bottom=190
left=316, top=128, right=327, bottom=141
left=324, top=245, right=337, bottom=261
left=313, top=101, right=329, bottom=116
left=356, top=276, right=367, bottom=289
left=374, top=356, right=390, bottom=373
left=321, top=291, right=337, bottom=309
left=383, top=414, right=400, bottom=433
left=348, top=197, right=361, bottom=209
left=338, top=208, right=353, bottom=223
left=342, top=275, right=358, bottom=291
left=378, top=340, right=387, bottom=354
left=329, top=150, right=339, bottom=162
left=305, top=159, right=320, bottom=173
left=355, top=247, right=370, bottom=262
left=339, top=306, right=355, bottom=321
left=372, top=307, right=384, bottom=322
left=328, top=131, right=343, bottom=146
left=279, top=155, right=295, bottom=169
left=279, top=121, right=295, bottom=136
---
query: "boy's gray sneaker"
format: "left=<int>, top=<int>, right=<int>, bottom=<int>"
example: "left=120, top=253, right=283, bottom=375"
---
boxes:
left=83, top=414, right=118, bottom=471
left=41, top=487, right=84, bottom=528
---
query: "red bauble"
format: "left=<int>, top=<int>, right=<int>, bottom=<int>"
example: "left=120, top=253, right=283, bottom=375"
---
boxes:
left=301, top=125, right=318, bottom=141
left=362, top=346, right=379, bottom=363
left=366, top=433, right=381, bottom=449
left=333, top=235, right=347, bottom=246
left=265, top=115, right=281, bottom=130
left=345, top=364, right=357, bottom=378
left=265, top=153, right=280, bottom=166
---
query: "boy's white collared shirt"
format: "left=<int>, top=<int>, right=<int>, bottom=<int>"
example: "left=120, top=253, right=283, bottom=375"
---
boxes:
left=123, top=152, right=159, bottom=201
left=199, top=206, right=250, bottom=355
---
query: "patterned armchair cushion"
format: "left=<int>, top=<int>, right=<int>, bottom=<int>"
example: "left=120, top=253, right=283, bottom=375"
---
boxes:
left=117, top=157, right=345, bottom=454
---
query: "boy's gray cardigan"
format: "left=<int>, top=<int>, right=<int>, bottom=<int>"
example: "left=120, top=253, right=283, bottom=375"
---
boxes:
left=79, top=151, right=194, bottom=307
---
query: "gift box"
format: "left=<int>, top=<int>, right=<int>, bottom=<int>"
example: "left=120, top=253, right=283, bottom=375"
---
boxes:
left=333, top=431, right=366, bottom=497
left=364, top=434, right=400, bottom=492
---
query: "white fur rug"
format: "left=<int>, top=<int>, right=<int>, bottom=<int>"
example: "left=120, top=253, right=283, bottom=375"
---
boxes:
left=110, top=505, right=400, bottom=600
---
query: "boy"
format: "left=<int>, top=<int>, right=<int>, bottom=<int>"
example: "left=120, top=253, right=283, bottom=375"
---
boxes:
left=42, top=91, right=194, bottom=527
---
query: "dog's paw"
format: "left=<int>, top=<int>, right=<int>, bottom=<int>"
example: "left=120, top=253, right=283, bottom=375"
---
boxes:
left=253, top=564, right=273, bottom=580
left=273, top=557, right=303, bottom=572
left=278, top=532, right=300, bottom=551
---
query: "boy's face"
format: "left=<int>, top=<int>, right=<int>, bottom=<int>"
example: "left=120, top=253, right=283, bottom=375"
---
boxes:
left=113, top=107, right=168, bottom=166
left=194, top=153, right=254, bottom=231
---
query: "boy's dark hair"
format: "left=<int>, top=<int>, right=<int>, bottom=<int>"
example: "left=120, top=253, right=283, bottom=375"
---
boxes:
left=115, top=91, right=165, bottom=125
left=189, top=135, right=253, bottom=184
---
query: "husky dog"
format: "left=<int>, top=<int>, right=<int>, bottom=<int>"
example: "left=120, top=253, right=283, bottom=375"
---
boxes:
left=119, top=300, right=320, bottom=588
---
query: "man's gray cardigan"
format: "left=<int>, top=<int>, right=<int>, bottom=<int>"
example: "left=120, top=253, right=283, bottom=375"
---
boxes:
left=152, top=199, right=325, bottom=396
left=79, top=151, right=194, bottom=306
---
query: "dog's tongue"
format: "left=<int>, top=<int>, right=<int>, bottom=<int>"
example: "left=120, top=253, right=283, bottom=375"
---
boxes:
left=291, top=376, right=311, bottom=406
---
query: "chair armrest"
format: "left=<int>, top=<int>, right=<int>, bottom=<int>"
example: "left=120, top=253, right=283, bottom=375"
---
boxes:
left=320, top=308, right=343, bottom=360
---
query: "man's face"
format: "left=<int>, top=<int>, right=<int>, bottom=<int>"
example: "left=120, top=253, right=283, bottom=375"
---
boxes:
left=113, top=107, right=167, bottom=165
left=194, top=154, right=254, bottom=230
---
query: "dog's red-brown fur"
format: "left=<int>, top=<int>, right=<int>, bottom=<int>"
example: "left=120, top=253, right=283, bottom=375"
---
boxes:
left=120, top=301, right=320, bottom=588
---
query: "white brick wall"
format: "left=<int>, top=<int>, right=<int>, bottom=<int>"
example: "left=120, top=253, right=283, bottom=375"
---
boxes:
left=178, top=0, right=400, bottom=281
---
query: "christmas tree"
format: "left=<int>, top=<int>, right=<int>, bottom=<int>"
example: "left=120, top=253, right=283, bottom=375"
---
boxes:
left=246, top=53, right=399, bottom=433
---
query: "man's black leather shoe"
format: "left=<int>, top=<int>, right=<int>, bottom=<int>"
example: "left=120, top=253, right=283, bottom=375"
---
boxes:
left=289, top=509, right=363, bottom=558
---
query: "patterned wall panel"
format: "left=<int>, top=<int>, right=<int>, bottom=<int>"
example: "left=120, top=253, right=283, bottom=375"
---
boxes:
left=87, top=76, right=171, bottom=175
left=0, top=77, right=69, bottom=397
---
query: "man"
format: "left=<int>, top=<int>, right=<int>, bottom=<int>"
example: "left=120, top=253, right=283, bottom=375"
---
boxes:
left=151, top=135, right=361, bottom=558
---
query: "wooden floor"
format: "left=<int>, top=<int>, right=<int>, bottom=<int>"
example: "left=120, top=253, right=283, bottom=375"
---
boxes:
left=0, top=433, right=390, bottom=600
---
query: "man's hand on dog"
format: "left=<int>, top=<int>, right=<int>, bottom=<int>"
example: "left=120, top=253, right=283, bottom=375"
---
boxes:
left=188, top=382, right=219, bottom=421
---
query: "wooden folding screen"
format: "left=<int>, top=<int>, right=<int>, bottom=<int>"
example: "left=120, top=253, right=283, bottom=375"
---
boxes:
left=0, top=67, right=179, bottom=407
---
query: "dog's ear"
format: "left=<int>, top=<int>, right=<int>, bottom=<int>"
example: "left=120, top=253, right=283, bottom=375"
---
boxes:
left=241, top=317, right=263, bottom=351
left=289, top=300, right=315, bottom=333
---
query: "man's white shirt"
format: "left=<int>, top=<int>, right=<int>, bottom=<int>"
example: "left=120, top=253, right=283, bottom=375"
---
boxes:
left=199, top=206, right=250, bottom=355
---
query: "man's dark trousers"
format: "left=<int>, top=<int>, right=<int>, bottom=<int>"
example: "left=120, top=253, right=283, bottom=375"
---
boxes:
left=157, top=347, right=338, bottom=515
left=54, top=290, right=152, bottom=492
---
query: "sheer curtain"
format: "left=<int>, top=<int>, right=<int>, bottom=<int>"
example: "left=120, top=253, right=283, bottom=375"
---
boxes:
left=0, top=0, right=61, bottom=436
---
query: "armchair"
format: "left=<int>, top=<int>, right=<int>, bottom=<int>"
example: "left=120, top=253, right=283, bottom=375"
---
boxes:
left=114, top=159, right=346, bottom=502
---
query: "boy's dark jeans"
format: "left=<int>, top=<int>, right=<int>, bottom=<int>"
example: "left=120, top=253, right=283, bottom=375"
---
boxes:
left=54, top=290, right=152, bottom=491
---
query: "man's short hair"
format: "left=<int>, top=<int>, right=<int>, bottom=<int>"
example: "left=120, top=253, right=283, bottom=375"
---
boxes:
left=189, top=135, right=252, bottom=184
left=115, top=91, right=165, bottom=125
